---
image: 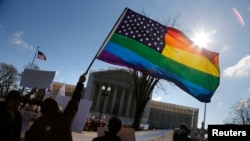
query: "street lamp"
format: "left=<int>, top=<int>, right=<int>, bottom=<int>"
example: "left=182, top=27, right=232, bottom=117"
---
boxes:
left=98, top=85, right=111, bottom=126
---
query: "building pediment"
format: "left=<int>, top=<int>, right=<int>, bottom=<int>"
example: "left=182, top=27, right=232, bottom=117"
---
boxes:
left=91, top=69, right=134, bottom=87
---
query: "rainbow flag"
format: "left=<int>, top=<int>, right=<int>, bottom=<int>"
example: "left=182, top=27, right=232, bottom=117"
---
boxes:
left=97, top=8, right=220, bottom=102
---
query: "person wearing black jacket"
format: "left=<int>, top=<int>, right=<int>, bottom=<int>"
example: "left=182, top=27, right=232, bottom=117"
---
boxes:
left=173, top=123, right=191, bottom=141
left=24, top=73, right=86, bottom=141
left=0, top=90, right=23, bottom=141
left=92, top=117, right=122, bottom=141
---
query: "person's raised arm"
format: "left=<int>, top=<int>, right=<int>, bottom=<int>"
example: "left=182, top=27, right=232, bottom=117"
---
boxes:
left=63, top=73, right=87, bottom=120
left=71, top=73, right=86, bottom=101
left=78, top=73, right=87, bottom=83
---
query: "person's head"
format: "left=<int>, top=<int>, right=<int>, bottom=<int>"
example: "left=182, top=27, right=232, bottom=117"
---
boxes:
left=6, top=90, right=23, bottom=111
left=178, top=123, right=190, bottom=135
left=41, top=98, right=59, bottom=115
left=29, top=87, right=38, bottom=95
left=108, top=117, right=122, bottom=134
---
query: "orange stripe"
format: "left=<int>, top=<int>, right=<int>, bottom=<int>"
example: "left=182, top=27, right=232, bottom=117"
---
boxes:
left=165, top=27, right=219, bottom=65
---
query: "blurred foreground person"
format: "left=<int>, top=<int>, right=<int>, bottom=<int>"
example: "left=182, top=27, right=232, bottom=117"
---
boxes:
left=24, top=73, right=86, bottom=141
left=173, top=123, right=191, bottom=141
left=0, top=90, right=23, bottom=141
left=92, top=117, right=122, bottom=141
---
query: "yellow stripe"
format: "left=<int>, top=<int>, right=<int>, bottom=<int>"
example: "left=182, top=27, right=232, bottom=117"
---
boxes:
left=162, top=45, right=220, bottom=77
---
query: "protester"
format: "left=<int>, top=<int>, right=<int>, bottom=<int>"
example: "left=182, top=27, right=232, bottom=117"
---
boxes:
left=0, top=90, right=23, bottom=141
left=23, top=87, right=38, bottom=106
left=92, top=117, right=122, bottom=141
left=24, top=73, right=86, bottom=141
left=173, top=123, right=191, bottom=141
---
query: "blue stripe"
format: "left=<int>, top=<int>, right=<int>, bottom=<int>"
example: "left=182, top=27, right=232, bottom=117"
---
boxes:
left=104, top=41, right=213, bottom=101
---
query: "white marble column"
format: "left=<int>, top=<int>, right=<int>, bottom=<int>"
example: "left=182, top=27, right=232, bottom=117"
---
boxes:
left=94, top=86, right=102, bottom=111
left=90, top=83, right=96, bottom=100
left=118, top=89, right=125, bottom=115
left=109, top=86, right=117, bottom=114
left=125, top=90, right=133, bottom=117
left=103, top=94, right=109, bottom=114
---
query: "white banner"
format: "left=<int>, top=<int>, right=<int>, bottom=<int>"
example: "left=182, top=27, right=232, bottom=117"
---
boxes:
left=56, top=94, right=92, bottom=133
left=20, top=69, right=56, bottom=89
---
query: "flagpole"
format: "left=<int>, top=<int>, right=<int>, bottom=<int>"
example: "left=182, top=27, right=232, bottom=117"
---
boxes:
left=203, top=103, right=207, bottom=129
left=201, top=102, right=207, bottom=134
left=84, top=8, right=129, bottom=74
left=200, top=103, right=207, bottom=137
left=21, top=46, right=39, bottom=93
left=30, top=46, right=39, bottom=69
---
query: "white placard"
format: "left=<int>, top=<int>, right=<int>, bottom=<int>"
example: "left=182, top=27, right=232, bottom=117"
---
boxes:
left=20, top=69, right=56, bottom=89
left=55, top=95, right=92, bottom=133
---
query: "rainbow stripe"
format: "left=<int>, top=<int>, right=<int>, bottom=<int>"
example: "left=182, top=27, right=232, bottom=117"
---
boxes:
left=97, top=8, right=220, bottom=102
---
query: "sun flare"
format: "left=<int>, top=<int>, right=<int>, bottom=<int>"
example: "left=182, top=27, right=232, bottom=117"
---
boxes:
left=192, top=30, right=210, bottom=48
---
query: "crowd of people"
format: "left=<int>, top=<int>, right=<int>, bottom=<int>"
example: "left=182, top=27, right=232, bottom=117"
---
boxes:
left=83, top=115, right=135, bottom=132
left=0, top=72, right=208, bottom=141
left=24, top=73, right=86, bottom=141
left=84, top=117, right=106, bottom=131
left=0, top=73, right=86, bottom=141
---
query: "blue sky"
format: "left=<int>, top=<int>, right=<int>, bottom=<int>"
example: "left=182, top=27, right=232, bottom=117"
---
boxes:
left=1, top=0, right=250, bottom=129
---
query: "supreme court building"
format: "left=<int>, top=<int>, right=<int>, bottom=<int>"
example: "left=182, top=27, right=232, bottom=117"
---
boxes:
left=53, top=68, right=199, bottom=130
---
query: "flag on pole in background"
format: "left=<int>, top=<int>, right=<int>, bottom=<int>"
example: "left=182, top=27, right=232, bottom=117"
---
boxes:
left=97, top=8, right=220, bottom=103
left=37, top=50, right=47, bottom=60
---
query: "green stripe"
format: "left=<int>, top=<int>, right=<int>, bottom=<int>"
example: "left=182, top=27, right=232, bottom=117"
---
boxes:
left=111, top=33, right=219, bottom=91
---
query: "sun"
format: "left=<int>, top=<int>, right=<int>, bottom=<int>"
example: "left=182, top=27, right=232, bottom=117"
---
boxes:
left=191, top=28, right=214, bottom=48
left=193, top=31, right=209, bottom=47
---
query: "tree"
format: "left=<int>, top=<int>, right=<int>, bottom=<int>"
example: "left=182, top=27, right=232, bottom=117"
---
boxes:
left=132, top=70, right=159, bottom=130
left=0, top=62, right=19, bottom=98
left=129, top=12, right=180, bottom=131
left=225, top=99, right=250, bottom=125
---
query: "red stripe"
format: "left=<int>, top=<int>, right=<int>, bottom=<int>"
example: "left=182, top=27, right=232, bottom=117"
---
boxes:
left=165, top=27, right=219, bottom=65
